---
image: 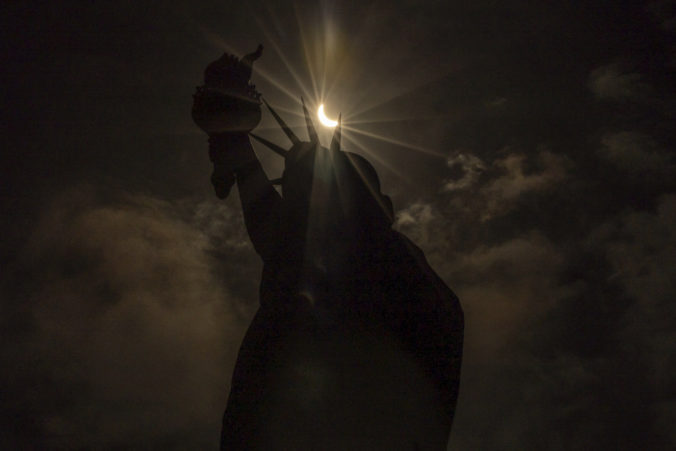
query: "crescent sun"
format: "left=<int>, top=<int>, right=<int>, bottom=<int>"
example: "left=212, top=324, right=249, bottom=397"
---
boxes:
left=317, top=104, right=338, bottom=127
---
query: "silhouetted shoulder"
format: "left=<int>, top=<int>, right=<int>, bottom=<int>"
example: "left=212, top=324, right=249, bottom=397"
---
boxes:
left=388, top=231, right=461, bottom=308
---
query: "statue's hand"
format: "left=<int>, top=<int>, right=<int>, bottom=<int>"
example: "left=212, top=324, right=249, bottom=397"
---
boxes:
left=192, top=45, right=263, bottom=134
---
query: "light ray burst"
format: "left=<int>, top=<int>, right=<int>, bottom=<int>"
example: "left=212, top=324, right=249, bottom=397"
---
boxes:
left=345, top=115, right=443, bottom=126
left=191, top=17, right=303, bottom=105
left=293, top=2, right=320, bottom=101
left=341, top=131, right=415, bottom=188
left=343, top=125, right=445, bottom=158
left=252, top=13, right=315, bottom=105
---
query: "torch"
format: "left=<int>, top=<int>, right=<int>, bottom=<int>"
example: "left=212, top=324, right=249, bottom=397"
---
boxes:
left=192, top=45, right=264, bottom=198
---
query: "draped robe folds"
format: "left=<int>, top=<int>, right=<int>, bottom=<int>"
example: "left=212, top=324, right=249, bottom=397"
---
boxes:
left=216, top=135, right=463, bottom=450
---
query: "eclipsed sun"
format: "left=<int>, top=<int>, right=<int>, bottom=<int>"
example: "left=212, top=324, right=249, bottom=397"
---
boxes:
left=317, top=104, right=338, bottom=128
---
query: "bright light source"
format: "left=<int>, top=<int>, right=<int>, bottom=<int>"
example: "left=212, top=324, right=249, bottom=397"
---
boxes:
left=317, top=104, right=338, bottom=127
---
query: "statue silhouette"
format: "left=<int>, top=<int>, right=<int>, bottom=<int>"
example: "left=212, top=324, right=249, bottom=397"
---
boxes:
left=193, top=46, right=463, bottom=450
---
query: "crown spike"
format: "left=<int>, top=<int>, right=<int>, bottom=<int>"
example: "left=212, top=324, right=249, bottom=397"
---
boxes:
left=261, top=98, right=300, bottom=145
left=301, top=97, right=318, bottom=143
left=249, top=132, right=288, bottom=157
left=330, top=113, right=341, bottom=153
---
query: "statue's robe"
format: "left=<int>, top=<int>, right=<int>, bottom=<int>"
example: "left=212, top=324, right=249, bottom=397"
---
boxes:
left=210, top=130, right=463, bottom=449
left=220, top=224, right=463, bottom=450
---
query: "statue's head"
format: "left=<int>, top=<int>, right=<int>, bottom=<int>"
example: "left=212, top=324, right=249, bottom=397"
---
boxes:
left=251, top=99, right=393, bottom=239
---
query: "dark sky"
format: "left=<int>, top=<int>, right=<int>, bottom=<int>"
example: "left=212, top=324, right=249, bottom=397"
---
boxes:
left=2, top=1, right=676, bottom=449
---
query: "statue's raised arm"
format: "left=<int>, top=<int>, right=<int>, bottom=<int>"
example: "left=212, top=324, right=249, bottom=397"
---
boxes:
left=192, top=45, right=281, bottom=260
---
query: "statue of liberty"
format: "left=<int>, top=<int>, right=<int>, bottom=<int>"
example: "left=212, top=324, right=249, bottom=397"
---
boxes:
left=192, top=45, right=463, bottom=450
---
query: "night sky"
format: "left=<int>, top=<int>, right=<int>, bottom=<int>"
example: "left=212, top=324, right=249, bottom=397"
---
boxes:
left=2, top=1, right=676, bottom=449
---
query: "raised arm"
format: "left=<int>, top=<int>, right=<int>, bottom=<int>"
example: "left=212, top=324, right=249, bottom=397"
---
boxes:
left=208, top=132, right=281, bottom=260
left=193, top=45, right=281, bottom=260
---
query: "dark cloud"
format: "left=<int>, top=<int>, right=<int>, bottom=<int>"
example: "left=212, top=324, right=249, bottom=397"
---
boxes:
left=392, top=65, right=674, bottom=447
left=395, top=157, right=675, bottom=449
left=1, top=188, right=258, bottom=448
left=588, top=64, right=653, bottom=102
left=443, top=153, right=486, bottom=192
left=603, top=195, right=676, bottom=410
left=599, top=131, right=674, bottom=178
left=478, top=151, right=570, bottom=221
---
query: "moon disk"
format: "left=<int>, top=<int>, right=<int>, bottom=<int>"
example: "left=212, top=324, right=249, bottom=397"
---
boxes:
left=317, top=104, right=338, bottom=128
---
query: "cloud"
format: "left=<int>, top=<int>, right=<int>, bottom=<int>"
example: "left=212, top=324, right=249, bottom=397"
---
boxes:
left=434, top=150, right=572, bottom=228
left=599, top=131, right=673, bottom=177
left=442, top=153, right=486, bottom=192
left=435, top=200, right=676, bottom=448
left=479, top=150, right=570, bottom=220
left=605, top=194, right=676, bottom=371
left=2, top=188, right=256, bottom=448
left=396, top=200, right=575, bottom=361
left=395, top=201, right=435, bottom=228
left=449, top=233, right=573, bottom=358
left=588, top=64, right=652, bottom=102
left=394, top=203, right=599, bottom=448
left=396, top=149, right=572, bottom=269
left=594, top=194, right=676, bottom=446
left=394, top=172, right=674, bottom=448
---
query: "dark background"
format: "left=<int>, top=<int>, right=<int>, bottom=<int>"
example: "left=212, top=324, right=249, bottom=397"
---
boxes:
left=2, top=1, right=675, bottom=449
